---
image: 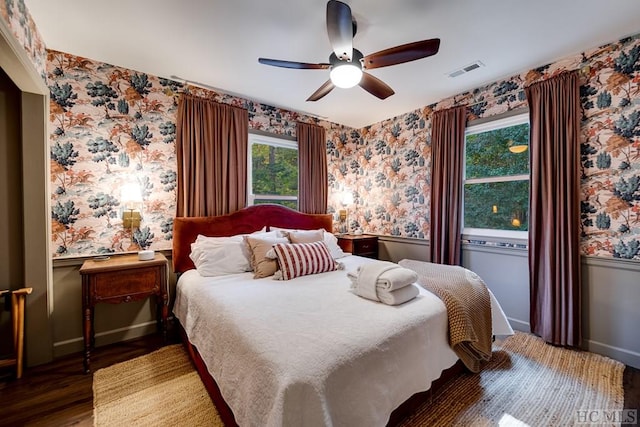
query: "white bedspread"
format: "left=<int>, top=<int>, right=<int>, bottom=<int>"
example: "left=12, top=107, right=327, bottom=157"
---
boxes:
left=174, top=255, right=512, bottom=427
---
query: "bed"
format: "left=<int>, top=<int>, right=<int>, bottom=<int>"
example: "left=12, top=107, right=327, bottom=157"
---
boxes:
left=172, top=204, right=512, bottom=426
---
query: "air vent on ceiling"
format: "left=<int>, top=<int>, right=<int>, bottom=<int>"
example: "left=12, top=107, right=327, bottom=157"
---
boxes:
left=447, top=60, right=484, bottom=78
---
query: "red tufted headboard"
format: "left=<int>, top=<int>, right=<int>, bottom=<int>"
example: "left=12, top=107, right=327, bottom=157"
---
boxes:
left=172, top=204, right=333, bottom=273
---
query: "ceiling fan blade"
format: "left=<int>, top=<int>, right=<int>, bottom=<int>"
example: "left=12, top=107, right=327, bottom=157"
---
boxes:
left=359, top=72, right=395, bottom=100
left=306, top=80, right=335, bottom=101
left=362, top=38, right=441, bottom=70
left=258, top=58, right=330, bottom=70
left=326, top=0, right=353, bottom=61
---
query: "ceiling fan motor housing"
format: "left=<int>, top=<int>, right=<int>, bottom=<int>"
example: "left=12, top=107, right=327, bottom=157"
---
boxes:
left=329, top=48, right=364, bottom=70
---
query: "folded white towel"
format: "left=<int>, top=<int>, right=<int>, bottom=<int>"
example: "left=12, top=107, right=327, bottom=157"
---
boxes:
left=374, top=266, right=418, bottom=292
left=348, top=261, right=420, bottom=305
left=377, top=284, right=420, bottom=306
left=355, top=261, right=398, bottom=301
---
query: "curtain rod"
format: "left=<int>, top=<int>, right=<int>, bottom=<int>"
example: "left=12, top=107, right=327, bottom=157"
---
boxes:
left=450, top=69, right=582, bottom=110
left=249, top=128, right=296, bottom=142
left=444, top=86, right=527, bottom=110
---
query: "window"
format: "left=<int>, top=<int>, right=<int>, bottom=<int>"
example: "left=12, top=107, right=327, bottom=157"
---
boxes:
left=463, top=113, right=530, bottom=238
left=247, top=133, right=298, bottom=209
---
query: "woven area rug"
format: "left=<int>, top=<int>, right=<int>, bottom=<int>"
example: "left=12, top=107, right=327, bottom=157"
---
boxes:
left=93, top=334, right=624, bottom=426
left=399, top=332, right=624, bottom=426
left=93, top=344, right=221, bottom=426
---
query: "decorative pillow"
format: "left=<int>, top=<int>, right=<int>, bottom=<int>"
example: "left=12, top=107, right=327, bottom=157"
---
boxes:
left=270, top=226, right=348, bottom=259
left=285, top=229, right=324, bottom=244
left=244, top=235, right=289, bottom=278
left=270, top=226, right=308, bottom=238
left=272, top=241, right=339, bottom=280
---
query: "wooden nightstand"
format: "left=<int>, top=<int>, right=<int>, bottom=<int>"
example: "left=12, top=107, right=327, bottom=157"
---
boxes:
left=337, top=234, right=379, bottom=259
left=79, top=253, right=168, bottom=373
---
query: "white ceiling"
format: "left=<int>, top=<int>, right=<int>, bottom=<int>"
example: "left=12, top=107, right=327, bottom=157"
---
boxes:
left=24, top=0, right=640, bottom=129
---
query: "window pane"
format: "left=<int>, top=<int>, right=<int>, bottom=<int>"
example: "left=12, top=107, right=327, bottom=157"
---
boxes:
left=466, top=123, right=529, bottom=179
left=253, top=199, right=298, bottom=209
left=464, top=181, right=529, bottom=231
left=251, top=144, right=298, bottom=196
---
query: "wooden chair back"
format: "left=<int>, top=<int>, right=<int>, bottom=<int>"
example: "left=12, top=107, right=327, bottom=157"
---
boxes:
left=0, top=287, right=33, bottom=379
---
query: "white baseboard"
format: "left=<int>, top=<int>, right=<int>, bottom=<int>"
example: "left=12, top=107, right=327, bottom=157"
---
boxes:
left=507, top=317, right=530, bottom=333
left=501, top=323, right=640, bottom=369
left=586, top=339, right=640, bottom=369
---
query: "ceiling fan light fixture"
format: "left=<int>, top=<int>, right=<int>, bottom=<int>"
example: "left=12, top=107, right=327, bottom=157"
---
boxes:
left=330, top=63, right=362, bottom=88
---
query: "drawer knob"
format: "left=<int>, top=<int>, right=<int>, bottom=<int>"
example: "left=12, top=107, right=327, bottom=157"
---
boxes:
left=124, top=295, right=132, bottom=303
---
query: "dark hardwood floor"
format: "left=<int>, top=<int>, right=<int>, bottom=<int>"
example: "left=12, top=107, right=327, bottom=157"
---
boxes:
left=0, top=331, right=179, bottom=427
left=1, top=332, right=638, bottom=426
left=625, top=365, right=640, bottom=415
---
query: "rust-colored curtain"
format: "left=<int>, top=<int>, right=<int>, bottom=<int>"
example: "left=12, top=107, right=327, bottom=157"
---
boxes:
left=525, top=71, right=582, bottom=347
left=176, top=93, right=248, bottom=217
left=430, top=106, right=466, bottom=265
left=297, top=122, right=328, bottom=214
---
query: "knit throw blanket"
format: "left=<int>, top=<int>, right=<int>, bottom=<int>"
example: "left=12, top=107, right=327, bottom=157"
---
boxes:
left=398, top=259, right=493, bottom=373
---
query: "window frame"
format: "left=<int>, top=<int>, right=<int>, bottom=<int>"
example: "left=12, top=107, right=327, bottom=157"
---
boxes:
left=462, top=113, right=530, bottom=240
left=247, top=133, right=298, bottom=207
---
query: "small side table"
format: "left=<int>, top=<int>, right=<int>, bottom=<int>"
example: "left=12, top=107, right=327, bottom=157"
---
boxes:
left=79, top=253, right=168, bottom=373
left=337, top=234, right=379, bottom=259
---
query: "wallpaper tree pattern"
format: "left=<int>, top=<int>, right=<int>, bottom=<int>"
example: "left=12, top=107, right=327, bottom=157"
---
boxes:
left=0, top=0, right=47, bottom=81
left=5, top=0, right=639, bottom=260
left=579, top=36, right=640, bottom=259
left=46, top=50, right=348, bottom=257
left=328, top=34, right=640, bottom=260
left=48, top=52, right=180, bottom=256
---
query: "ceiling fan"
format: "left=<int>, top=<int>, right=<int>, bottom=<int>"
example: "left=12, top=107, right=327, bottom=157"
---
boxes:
left=258, top=0, right=440, bottom=102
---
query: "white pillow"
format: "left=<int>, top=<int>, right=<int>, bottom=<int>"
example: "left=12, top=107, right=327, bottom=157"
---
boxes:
left=189, top=229, right=276, bottom=276
left=270, top=226, right=348, bottom=259
left=323, top=232, right=348, bottom=259
left=190, top=237, right=251, bottom=277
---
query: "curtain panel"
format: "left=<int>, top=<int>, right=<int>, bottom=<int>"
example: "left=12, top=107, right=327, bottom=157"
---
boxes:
left=525, top=71, right=582, bottom=347
left=429, top=106, right=466, bottom=265
left=176, top=93, right=248, bottom=217
left=297, top=122, right=328, bottom=214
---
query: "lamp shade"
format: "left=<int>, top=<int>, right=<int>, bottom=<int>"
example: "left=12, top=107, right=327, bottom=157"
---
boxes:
left=330, top=64, right=363, bottom=88
left=341, top=190, right=354, bottom=206
left=121, top=183, right=143, bottom=208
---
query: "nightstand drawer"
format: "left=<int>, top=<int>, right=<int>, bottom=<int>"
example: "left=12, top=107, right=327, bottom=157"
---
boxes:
left=354, top=239, right=376, bottom=253
left=92, top=266, right=161, bottom=302
left=337, top=235, right=378, bottom=259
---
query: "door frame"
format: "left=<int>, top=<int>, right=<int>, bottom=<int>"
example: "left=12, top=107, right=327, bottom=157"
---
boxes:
left=1, top=18, right=53, bottom=366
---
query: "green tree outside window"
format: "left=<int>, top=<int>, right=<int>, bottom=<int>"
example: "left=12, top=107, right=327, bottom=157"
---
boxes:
left=249, top=135, right=298, bottom=208
left=464, top=115, right=530, bottom=233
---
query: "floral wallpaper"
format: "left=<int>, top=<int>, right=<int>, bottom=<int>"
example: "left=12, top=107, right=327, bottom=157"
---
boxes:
left=48, top=51, right=178, bottom=256
left=0, top=0, right=47, bottom=81
left=328, top=33, right=640, bottom=260
left=46, top=50, right=349, bottom=257
left=4, top=1, right=638, bottom=260
left=578, top=36, right=640, bottom=260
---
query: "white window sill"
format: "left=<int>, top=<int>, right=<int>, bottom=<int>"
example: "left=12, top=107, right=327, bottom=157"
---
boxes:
left=463, top=228, right=527, bottom=241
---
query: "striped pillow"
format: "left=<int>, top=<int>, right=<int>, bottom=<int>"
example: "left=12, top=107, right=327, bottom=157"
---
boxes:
left=272, top=241, right=338, bottom=280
